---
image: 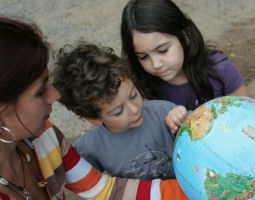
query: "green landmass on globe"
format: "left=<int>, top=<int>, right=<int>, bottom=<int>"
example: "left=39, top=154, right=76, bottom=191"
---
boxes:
left=205, top=168, right=255, bottom=200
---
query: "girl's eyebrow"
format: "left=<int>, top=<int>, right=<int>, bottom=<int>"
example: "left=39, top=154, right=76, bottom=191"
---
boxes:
left=155, top=41, right=170, bottom=50
left=135, top=42, right=170, bottom=54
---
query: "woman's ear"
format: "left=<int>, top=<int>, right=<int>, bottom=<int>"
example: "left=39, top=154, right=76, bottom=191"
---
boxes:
left=86, top=118, right=103, bottom=126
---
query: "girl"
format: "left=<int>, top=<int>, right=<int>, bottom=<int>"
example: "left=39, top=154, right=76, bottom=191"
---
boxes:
left=121, top=0, right=249, bottom=110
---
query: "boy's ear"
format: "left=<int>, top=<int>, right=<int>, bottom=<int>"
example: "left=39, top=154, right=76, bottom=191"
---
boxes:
left=86, top=118, right=103, bottom=126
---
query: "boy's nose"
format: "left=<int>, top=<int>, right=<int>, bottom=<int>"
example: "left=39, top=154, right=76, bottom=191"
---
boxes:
left=128, top=103, right=139, bottom=115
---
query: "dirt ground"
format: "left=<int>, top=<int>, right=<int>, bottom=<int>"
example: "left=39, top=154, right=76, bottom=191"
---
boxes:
left=212, top=17, right=255, bottom=89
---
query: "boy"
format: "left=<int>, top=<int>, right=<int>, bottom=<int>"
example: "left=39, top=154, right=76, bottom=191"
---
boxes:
left=53, top=42, right=188, bottom=180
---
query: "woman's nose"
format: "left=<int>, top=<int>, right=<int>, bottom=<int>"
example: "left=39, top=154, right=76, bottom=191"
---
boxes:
left=47, top=83, right=61, bottom=104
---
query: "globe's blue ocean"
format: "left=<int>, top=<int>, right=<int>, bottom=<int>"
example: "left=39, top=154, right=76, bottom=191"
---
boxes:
left=173, top=96, right=255, bottom=200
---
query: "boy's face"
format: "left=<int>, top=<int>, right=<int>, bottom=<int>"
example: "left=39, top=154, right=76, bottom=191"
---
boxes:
left=97, top=78, right=144, bottom=133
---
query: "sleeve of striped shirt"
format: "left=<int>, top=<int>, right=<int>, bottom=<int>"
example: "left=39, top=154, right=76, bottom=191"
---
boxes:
left=0, top=192, right=10, bottom=200
left=63, top=144, right=188, bottom=200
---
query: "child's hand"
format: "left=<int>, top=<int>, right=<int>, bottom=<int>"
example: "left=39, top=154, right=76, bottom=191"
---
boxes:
left=165, top=106, right=188, bottom=133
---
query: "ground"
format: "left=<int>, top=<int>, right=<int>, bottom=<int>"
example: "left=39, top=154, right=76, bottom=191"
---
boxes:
left=212, top=18, right=255, bottom=87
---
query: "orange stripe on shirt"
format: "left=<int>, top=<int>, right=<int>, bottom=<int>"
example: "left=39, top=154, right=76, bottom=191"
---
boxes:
left=65, top=167, right=101, bottom=194
left=160, top=179, right=189, bottom=200
left=46, top=120, right=52, bottom=129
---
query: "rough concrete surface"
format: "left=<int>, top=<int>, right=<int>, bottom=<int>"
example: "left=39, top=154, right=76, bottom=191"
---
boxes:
left=0, top=0, right=254, bottom=199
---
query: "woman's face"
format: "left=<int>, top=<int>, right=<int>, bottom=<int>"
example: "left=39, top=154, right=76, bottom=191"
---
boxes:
left=132, top=31, right=187, bottom=85
left=1, top=69, right=60, bottom=140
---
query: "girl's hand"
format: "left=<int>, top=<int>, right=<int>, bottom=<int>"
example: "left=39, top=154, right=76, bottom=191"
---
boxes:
left=165, top=105, right=188, bottom=133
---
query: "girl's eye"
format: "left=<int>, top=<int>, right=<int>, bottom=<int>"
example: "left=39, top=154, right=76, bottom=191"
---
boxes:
left=159, top=48, right=168, bottom=54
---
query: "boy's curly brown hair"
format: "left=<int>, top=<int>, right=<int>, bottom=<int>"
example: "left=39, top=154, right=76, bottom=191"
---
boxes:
left=52, top=42, right=135, bottom=119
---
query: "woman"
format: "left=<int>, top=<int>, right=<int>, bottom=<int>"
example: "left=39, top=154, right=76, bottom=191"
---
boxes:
left=0, top=16, right=187, bottom=199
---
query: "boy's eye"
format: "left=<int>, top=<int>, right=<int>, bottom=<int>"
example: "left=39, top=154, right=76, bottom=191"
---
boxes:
left=113, top=108, right=123, bottom=116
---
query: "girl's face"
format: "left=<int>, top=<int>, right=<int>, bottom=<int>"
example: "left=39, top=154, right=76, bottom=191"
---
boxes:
left=1, top=69, right=60, bottom=140
left=132, top=31, right=187, bottom=85
left=95, top=78, right=144, bottom=133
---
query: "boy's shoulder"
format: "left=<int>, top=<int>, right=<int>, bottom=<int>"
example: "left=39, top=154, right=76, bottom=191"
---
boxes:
left=142, top=100, right=176, bottom=125
left=144, top=99, right=176, bottom=107
left=143, top=100, right=176, bottom=113
left=75, top=125, right=105, bottom=145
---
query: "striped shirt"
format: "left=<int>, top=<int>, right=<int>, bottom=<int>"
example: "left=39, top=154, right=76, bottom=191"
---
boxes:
left=0, top=121, right=188, bottom=200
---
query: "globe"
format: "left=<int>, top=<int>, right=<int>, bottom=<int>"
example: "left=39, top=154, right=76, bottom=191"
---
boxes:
left=173, top=96, right=255, bottom=200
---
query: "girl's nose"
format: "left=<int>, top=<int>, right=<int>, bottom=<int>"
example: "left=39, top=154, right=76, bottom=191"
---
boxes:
left=151, top=56, right=163, bottom=69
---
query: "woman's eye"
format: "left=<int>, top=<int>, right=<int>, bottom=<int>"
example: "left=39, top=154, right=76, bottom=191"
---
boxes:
left=36, top=87, right=47, bottom=97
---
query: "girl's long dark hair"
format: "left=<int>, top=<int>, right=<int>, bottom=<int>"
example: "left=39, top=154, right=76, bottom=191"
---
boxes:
left=121, top=0, right=222, bottom=108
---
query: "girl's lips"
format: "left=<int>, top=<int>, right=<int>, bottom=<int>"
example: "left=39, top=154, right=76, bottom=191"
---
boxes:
left=158, top=69, right=170, bottom=76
